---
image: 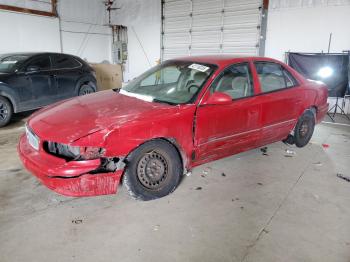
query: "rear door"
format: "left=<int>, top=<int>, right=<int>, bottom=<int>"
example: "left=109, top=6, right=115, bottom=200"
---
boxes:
left=194, top=62, right=261, bottom=162
left=51, top=54, right=83, bottom=100
left=253, top=61, right=301, bottom=145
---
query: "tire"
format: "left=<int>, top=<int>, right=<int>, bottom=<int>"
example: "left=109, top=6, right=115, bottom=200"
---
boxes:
left=78, top=82, right=96, bottom=96
left=294, top=110, right=315, bottom=148
left=122, top=140, right=183, bottom=201
left=0, top=96, right=13, bottom=127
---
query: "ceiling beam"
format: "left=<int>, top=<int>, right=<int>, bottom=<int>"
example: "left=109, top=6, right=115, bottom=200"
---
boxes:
left=0, top=1, right=57, bottom=17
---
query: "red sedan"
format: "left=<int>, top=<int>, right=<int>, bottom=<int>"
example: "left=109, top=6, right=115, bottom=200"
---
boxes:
left=18, top=56, right=328, bottom=200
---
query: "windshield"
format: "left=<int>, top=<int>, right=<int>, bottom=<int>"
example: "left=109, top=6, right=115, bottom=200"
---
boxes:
left=122, top=60, right=216, bottom=105
left=0, top=55, right=30, bottom=73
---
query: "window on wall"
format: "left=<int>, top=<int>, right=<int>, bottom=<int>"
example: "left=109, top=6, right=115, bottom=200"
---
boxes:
left=211, top=63, right=254, bottom=99
left=255, top=62, right=298, bottom=93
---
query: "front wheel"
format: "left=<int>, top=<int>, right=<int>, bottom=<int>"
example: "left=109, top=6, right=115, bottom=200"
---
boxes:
left=78, top=83, right=96, bottom=96
left=0, top=96, right=13, bottom=127
left=294, top=110, right=315, bottom=148
left=122, top=140, right=182, bottom=201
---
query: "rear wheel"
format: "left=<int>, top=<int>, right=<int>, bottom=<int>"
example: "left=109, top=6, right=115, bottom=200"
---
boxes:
left=122, top=140, right=182, bottom=201
left=0, top=96, right=13, bottom=127
left=78, top=83, right=95, bottom=96
left=294, top=110, right=315, bottom=148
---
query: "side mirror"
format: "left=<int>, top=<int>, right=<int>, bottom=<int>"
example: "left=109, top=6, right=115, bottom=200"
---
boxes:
left=26, top=65, right=40, bottom=73
left=204, top=92, right=232, bottom=105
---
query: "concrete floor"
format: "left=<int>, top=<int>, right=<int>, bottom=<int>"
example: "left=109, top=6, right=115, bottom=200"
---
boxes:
left=0, top=113, right=350, bottom=262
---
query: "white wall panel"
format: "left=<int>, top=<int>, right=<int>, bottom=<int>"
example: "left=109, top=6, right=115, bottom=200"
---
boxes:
left=265, top=0, right=350, bottom=113
left=60, top=22, right=112, bottom=63
left=110, top=0, right=162, bottom=82
left=270, top=0, right=350, bottom=9
left=0, top=0, right=112, bottom=63
left=57, top=0, right=106, bottom=24
left=57, top=0, right=112, bottom=63
left=0, top=10, right=60, bottom=54
left=265, top=4, right=350, bottom=61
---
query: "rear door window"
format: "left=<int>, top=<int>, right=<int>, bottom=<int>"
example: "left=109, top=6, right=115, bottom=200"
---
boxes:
left=52, top=55, right=81, bottom=70
left=254, top=62, right=298, bottom=93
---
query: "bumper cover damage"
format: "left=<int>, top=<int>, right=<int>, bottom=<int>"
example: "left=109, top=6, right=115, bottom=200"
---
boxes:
left=18, top=135, right=124, bottom=197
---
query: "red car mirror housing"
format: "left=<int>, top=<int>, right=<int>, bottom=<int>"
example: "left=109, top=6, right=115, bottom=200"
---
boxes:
left=203, top=92, right=232, bottom=106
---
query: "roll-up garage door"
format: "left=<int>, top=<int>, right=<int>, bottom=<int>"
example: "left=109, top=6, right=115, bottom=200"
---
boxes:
left=162, top=0, right=264, bottom=60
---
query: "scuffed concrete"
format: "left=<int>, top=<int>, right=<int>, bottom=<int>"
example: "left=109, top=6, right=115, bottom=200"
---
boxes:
left=0, top=114, right=349, bottom=262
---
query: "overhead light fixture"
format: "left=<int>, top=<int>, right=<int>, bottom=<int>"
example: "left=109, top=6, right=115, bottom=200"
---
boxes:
left=317, top=66, right=333, bottom=78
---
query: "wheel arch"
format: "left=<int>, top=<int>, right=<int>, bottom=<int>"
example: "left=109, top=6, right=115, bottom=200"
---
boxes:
left=310, top=105, right=317, bottom=114
left=306, top=106, right=317, bottom=120
left=285, top=106, right=317, bottom=146
left=75, top=75, right=97, bottom=94
left=297, top=105, right=317, bottom=120
left=0, top=89, right=18, bottom=113
left=125, top=137, right=188, bottom=175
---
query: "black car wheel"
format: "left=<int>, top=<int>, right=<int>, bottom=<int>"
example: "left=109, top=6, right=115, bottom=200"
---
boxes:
left=122, top=140, right=182, bottom=201
left=294, top=110, right=315, bottom=148
left=78, top=83, right=95, bottom=96
left=0, top=96, right=13, bottom=127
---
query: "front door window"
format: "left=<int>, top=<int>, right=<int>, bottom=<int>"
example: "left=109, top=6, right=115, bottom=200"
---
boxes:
left=211, top=63, right=254, bottom=99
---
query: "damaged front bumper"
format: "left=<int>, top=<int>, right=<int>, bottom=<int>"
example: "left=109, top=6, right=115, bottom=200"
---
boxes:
left=18, top=134, right=124, bottom=197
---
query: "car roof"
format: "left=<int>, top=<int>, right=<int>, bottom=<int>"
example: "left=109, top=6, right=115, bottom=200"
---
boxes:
left=0, top=52, right=76, bottom=58
left=168, top=55, right=282, bottom=67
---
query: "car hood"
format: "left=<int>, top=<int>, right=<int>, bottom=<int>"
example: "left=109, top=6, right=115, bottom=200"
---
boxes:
left=28, top=90, right=176, bottom=143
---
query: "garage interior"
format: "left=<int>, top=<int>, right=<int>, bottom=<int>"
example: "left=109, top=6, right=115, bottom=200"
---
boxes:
left=0, top=0, right=350, bottom=261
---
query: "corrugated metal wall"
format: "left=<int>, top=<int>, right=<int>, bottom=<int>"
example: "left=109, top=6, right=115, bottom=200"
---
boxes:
left=162, top=0, right=263, bottom=60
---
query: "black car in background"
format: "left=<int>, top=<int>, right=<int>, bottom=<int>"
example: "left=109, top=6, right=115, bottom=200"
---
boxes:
left=0, top=52, right=97, bottom=127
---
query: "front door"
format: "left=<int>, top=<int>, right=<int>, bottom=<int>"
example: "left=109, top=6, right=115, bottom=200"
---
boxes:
left=194, top=62, right=261, bottom=163
left=24, top=55, right=56, bottom=109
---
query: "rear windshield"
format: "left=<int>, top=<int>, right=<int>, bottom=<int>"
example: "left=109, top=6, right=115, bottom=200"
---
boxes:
left=0, top=55, right=30, bottom=73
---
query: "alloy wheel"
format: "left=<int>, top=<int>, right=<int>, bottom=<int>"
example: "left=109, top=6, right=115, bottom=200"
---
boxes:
left=79, top=85, right=94, bottom=96
left=0, top=102, right=8, bottom=121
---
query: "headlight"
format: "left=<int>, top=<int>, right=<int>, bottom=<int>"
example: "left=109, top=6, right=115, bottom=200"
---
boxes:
left=46, top=141, right=105, bottom=160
